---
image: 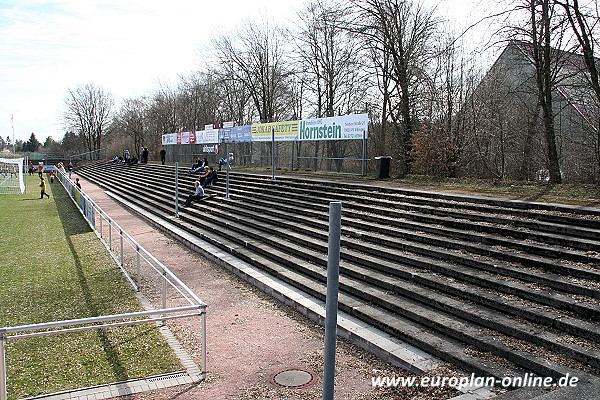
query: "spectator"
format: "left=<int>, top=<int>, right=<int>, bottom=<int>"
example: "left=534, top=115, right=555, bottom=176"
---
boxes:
left=198, top=167, right=210, bottom=184
left=190, top=158, right=208, bottom=174
left=67, top=162, right=74, bottom=178
left=39, top=177, right=50, bottom=199
left=201, top=167, right=218, bottom=187
left=183, top=181, right=207, bottom=207
left=160, top=147, right=167, bottom=165
left=75, top=178, right=81, bottom=190
left=123, top=149, right=131, bottom=163
left=57, top=162, right=66, bottom=175
left=141, top=147, right=149, bottom=164
left=217, top=153, right=234, bottom=171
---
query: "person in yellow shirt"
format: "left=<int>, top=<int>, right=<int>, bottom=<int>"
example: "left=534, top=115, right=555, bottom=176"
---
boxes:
left=39, top=177, right=50, bottom=199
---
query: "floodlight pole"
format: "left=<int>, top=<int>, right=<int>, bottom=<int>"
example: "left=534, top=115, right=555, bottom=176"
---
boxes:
left=11, top=114, right=15, bottom=155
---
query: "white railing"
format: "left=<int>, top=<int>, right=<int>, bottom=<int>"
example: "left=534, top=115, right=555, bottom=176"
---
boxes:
left=0, top=171, right=207, bottom=400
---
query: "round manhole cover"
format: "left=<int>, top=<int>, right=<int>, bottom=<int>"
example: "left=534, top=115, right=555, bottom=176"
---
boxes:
left=273, top=369, right=314, bottom=388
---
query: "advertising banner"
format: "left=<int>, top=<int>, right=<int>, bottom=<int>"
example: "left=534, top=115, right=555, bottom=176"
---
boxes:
left=180, top=131, right=191, bottom=145
left=251, top=121, right=299, bottom=142
left=298, top=114, right=368, bottom=141
left=196, top=128, right=219, bottom=144
left=221, top=125, right=252, bottom=143
left=162, top=133, right=177, bottom=145
left=161, top=114, right=368, bottom=145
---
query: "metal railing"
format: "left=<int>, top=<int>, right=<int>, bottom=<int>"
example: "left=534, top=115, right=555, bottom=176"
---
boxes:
left=69, top=148, right=107, bottom=163
left=0, top=171, right=207, bottom=400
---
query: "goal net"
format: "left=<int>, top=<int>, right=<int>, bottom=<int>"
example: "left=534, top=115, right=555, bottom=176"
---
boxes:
left=0, top=157, right=25, bottom=194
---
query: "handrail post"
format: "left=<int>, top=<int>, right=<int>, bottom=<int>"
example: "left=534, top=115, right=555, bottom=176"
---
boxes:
left=0, top=332, right=7, bottom=400
left=136, top=245, right=141, bottom=290
left=108, top=220, right=112, bottom=250
left=119, top=230, right=124, bottom=267
left=201, top=308, right=207, bottom=375
left=162, top=269, right=167, bottom=311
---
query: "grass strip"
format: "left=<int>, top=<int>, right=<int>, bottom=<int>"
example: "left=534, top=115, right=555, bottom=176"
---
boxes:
left=0, top=175, right=182, bottom=399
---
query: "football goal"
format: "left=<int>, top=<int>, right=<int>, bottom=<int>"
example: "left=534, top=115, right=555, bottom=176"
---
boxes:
left=0, top=157, right=26, bottom=194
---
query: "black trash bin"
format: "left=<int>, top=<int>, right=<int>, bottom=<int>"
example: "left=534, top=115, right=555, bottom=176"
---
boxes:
left=375, top=156, right=392, bottom=179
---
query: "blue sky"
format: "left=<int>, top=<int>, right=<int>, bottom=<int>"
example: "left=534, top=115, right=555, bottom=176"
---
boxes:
left=0, top=0, right=486, bottom=145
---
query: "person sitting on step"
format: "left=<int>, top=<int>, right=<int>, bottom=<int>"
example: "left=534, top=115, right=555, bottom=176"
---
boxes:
left=201, top=167, right=218, bottom=187
left=183, top=181, right=207, bottom=207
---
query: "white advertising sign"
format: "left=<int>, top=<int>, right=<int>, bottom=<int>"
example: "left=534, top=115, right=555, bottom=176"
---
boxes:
left=298, top=114, right=368, bottom=141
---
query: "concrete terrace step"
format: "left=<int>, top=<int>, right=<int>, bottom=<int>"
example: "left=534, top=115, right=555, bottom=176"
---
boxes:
left=206, top=188, right=600, bottom=313
left=225, top=173, right=600, bottom=247
left=236, top=172, right=600, bottom=223
left=76, top=162, right=600, bottom=386
left=220, top=185, right=600, bottom=286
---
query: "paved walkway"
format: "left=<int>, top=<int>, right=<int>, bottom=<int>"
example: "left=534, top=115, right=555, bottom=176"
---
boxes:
left=71, top=175, right=492, bottom=400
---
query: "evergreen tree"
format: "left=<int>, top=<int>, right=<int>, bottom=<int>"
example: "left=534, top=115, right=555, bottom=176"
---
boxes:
left=23, top=133, right=41, bottom=152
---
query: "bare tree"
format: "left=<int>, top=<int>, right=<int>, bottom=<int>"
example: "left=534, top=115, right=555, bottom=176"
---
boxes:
left=527, top=0, right=563, bottom=182
left=212, top=17, right=292, bottom=123
left=293, top=0, right=367, bottom=118
left=177, top=71, right=224, bottom=129
left=63, top=83, right=113, bottom=153
left=555, top=0, right=600, bottom=102
left=349, top=0, right=439, bottom=175
left=111, top=97, right=149, bottom=154
left=292, top=0, right=370, bottom=171
left=147, top=84, right=181, bottom=135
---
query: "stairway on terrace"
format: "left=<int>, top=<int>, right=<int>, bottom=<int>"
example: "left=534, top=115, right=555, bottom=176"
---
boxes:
left=77, top=161, right=600, bottom=398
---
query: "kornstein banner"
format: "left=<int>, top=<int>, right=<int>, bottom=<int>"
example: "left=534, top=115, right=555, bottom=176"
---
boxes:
left=298, top=114, right=368, bottom=141
left=251, top=120, right=299, bottom=142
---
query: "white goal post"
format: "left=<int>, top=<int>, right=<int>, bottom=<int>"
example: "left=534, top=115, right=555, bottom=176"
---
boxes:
left=0, top=157, right=25, bottom=194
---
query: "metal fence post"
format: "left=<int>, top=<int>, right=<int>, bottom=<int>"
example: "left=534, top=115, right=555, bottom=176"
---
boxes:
left=323, top=202, right=342, bottom=400
left=362, top=129, right=367, bottom=176
left=108, top=220, right=112, bottom=250
left=271, top=128, right=276, bottom=180
left=0, top=333, right=7, bottom=400
left=175, top=162, right=180, bottom=218
left=225, top=143, right=230, bottom=199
